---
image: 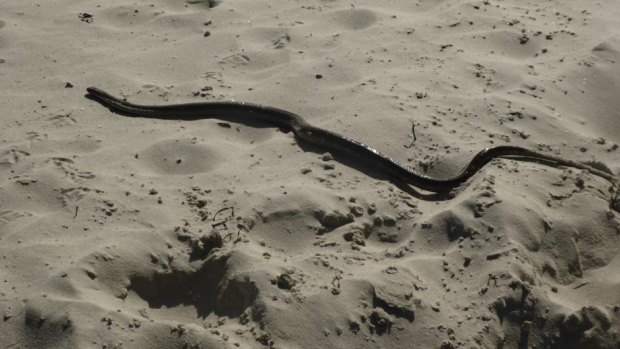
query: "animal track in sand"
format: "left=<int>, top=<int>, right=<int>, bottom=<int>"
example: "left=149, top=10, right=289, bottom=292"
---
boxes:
left=186, top=0, right=221, bottom=8
left=57, top=187, right=92, bottom=207
left=0, top=147, right=30, bottom=166
left=0, top=210, right=31, bottom=222
left=26, top=131, right=45, bottom=141
left=47, top=113, right=77, bottom=127
left=271, top=33, right=291, bottom=49
left=0, top=210, right=35, bottom=236
left=239, top=27, right=292, bottom=50
left=218, top=53, right=251, bottom=68
left=45, top=157, right=95, bottom=181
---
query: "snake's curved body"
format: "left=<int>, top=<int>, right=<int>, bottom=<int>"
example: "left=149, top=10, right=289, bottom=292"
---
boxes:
left=85, top=87, right=617, bottom=193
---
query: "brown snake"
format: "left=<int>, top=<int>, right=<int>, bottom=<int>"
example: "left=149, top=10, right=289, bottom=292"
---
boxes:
left=85, top=87, right=618, bottom=207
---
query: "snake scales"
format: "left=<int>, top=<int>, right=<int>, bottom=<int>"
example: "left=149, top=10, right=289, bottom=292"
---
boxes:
left=86, top=87, right=617, bottom=197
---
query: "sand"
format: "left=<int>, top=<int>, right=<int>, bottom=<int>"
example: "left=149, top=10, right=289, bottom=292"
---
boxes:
left=1, top=0, right=619, bottom=348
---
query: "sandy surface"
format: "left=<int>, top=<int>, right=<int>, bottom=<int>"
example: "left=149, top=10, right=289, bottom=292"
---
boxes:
left=1, top=0, right=620, bottom=348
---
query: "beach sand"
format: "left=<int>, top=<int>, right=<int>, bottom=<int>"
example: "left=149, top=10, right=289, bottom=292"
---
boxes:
left=1, top=0, right=619, bottom=348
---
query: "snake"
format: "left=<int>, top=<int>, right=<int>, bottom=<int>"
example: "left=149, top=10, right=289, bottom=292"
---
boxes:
left=85, top=87, right=618, bottom=197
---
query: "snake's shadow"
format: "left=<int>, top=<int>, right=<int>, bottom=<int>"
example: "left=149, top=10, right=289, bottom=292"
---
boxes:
left=85, top=92, right=453, bottom=202
left=293, top=139, right=454, bottom=201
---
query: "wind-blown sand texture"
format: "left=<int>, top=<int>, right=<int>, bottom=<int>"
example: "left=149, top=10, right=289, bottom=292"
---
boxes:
left=1, top=0, right=619, bottom=348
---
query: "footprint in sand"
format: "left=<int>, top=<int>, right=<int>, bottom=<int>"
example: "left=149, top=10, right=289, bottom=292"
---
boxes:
left=218, top=53, right=251, bottom=68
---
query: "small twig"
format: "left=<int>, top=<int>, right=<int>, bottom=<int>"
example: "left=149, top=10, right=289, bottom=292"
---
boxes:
left=212, top=206, right=234, bottom=228
left=573, top=282, right=588, bottom=289
left=213, top=207, right=234, bottom=221
left=212, top=221, right=227, bottom=229
left=73, top=206, right=79, bottom=219
left=404, top=122, right=417, bottom=149
left=233, top=229, right=242, bottom=244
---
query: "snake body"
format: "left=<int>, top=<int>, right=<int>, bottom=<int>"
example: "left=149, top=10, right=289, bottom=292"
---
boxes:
left=85, top=87, right=617, bottom=193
